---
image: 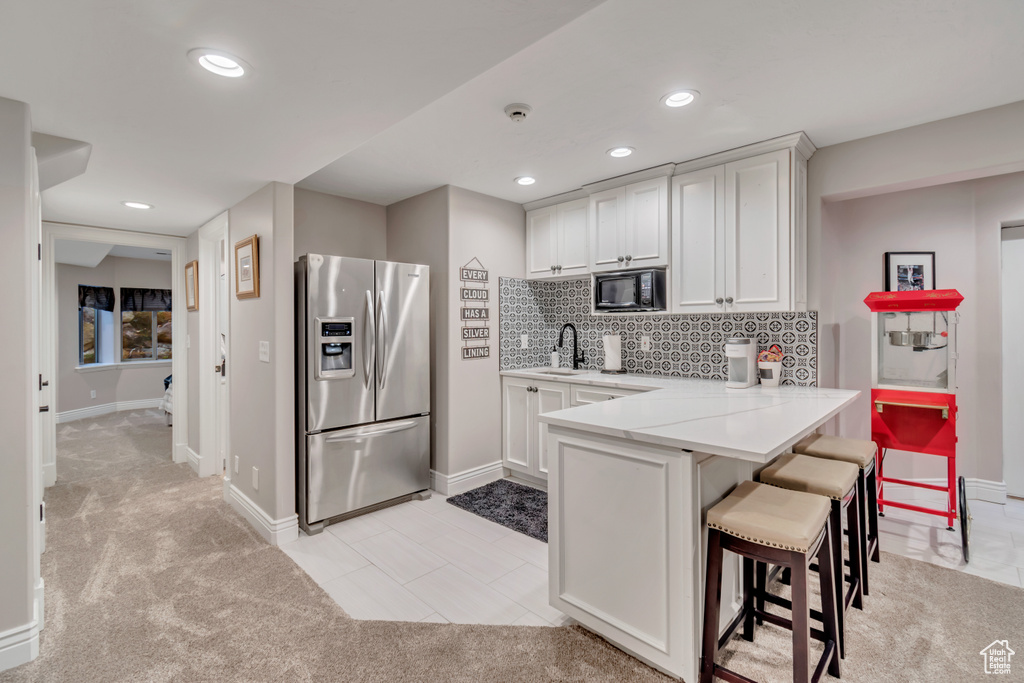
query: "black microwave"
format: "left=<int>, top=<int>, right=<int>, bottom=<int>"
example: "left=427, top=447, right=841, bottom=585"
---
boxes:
left=593, top=268, right=667, bottom=312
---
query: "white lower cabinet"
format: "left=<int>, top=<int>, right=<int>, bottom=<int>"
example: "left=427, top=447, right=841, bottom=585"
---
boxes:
left=501, top=377, right=570, bottom=479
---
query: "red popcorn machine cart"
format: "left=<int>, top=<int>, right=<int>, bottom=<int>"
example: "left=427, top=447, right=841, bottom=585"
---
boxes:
left=864, top=289, right=971, bottom=562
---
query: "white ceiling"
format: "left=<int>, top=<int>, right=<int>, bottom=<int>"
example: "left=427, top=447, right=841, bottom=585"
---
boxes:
left=54, top=240, right=173, bottom=267
left=6, top=1, right=1024, bottom=235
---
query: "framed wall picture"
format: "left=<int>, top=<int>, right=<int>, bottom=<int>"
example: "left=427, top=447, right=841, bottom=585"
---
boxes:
left=884, top=251, right=935, bottom=291
left=234, top=235, right=260, bottom=299
left=185, top=260, right=199, bottom=311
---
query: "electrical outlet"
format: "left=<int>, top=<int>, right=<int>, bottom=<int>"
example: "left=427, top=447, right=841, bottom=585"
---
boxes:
left=259, top=341, right=270, bottom=363
left=234, top=455, right=239, bottom=474
left=252, top=466, right=259, bottom=490
left=641, top=335, right=651, bottom=352
left=90, top=390, right=96, bottom=399
left=520, top=334, right=529, bottom=349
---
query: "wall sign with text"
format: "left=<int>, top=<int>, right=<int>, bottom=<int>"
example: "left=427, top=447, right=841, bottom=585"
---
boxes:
left=460, top=258, right=490, bottom=360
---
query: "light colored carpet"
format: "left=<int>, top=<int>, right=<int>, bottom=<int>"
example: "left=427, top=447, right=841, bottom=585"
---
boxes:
left=54, top=409, right=172, bottom=484
left=3, top=414, right=1022, bottom=682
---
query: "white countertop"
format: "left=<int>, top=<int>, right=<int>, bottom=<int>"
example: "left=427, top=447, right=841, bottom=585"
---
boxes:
left=502, top=368, right=860, bottom=463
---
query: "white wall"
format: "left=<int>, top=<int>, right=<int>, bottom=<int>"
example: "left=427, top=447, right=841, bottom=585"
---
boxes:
left=55, top=256, right=172, bottom=413
left=1001, top=226, right=1024, bottom=497
left=446, top=186, right=524, bottom=479
left=386, top=187, right=450, bottom=473
left=0, top=96, right=38, bottom=671
left=294, top=187, right=386, bottom=260
left=227, top=182, right=296, bottom=534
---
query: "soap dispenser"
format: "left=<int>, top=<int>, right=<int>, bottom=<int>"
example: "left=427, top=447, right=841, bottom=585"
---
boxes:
left=550, top=346, right=559, bottom=369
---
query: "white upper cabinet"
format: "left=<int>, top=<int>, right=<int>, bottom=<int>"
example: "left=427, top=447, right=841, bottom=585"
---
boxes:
left=588, top=176, right=669, bottom=272
left=526, top=198, right=590, bottom=280
left=671, top=135, right=811, bottom=314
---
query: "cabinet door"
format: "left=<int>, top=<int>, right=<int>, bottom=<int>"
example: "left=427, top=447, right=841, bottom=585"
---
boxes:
left=502, top=378, right=533, bottom=473
left=526, top=206, right=557, bottom=279
left=625, top=177, right=669, bottom=268
left=557, top=198, right=590, bottom=277
left=588, top=187, right=627, bottom=272
left=723, top=150, right=790, bottom=312
left=533, top=380, right=570, bottom=478
left=672, top=168, right=725, bottom=313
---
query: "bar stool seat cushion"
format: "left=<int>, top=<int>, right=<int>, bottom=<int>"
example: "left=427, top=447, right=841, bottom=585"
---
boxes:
left=794, top=434, right=876, bottom=469
left=707, top=481, right=830, bottom=553
left=760, top=452, right=859, bottom=501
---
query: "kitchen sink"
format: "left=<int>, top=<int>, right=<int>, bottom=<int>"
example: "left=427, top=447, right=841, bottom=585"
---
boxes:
left=538, top=368, right=587, bottom=376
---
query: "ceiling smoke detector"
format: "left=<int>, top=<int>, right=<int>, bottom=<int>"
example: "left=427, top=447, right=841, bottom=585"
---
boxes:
left=504, top=103, right=532, bottom=122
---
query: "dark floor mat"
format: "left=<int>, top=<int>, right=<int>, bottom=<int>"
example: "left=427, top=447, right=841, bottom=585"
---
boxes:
left=446, top=479, right=547, bottom=542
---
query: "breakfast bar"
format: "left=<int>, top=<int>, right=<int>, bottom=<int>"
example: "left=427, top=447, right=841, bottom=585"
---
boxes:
left=535, top=375, right=859, bottom=682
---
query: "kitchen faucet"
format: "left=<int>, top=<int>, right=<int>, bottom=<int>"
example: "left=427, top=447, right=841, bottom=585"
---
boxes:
left=558, top=322, right=586, bottom=370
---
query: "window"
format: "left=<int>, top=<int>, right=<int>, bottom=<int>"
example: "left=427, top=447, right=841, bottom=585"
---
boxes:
left=121, top=288, right=172, bottom=361
left=78, top=285, right=115, bottom=365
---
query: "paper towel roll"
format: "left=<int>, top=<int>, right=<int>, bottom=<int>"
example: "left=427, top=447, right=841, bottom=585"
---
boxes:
left=603, top=334, right=622, bottom=371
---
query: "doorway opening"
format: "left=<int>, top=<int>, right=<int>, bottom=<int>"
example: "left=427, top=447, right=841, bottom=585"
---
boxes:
left=1002, top=224, right=1024, bottom=500
left=198, top=212, right=231, bottom=483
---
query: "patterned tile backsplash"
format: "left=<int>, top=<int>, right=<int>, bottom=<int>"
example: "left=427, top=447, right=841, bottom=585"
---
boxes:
left=499, top=277, right=817, bottom=386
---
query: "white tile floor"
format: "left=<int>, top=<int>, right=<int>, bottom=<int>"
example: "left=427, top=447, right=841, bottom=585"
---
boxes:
left=877, top=490, right=1024, bottom=588
left=281, top=486, right=1024, bottom=627
left=281, top=490, right=573, bottom=626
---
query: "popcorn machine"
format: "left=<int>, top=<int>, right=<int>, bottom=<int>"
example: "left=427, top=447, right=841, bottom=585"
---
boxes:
left=864, top=289, right=970, bottom=562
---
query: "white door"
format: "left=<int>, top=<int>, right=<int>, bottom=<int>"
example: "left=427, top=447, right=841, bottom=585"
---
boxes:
left=589, top=187, right=626, bottom=272
left=625, top=177, right=669, bottom=268
left=672, top=168, right=724, bottom=313
left=198, top=212, right=228, bottom=478
left=723, top=150, right=790, bottom=312
left=217, top=237, right=229, bottom=474
left=557, top=199, right=590, bottom=277
left=526, top=206, right=557, bottom=279
left=1002, top=226, right=1024, bottom=498
left=502, top=378, right=533, bottom=473
left=534, top=380, right=570, bottom=477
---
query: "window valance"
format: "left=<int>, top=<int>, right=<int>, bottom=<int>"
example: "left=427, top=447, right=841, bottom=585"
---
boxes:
left=78, top=285, right=115, bottom=312
left=121, top=288, right=172, bottom=312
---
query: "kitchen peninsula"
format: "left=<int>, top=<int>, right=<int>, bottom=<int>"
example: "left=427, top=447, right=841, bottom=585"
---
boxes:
left=516, top=368, right=859, bottom=681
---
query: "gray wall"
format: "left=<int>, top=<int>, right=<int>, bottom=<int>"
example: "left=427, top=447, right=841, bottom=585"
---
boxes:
left=386, top=187, right=450, bottom=474
left=294, top=187, right=386, bottom=260
left=56, top=256, right=172, bottom=413
left=446, top=186, right=524, bottom=479
left=186, top=231, right=199, bottom=452
left=0, top=96, right=36, bottom=660
left=228, top=182, right=295, bottom=522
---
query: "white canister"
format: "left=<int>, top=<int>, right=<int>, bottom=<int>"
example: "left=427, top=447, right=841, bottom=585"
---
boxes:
left=758, top=361, right=783, bottom=387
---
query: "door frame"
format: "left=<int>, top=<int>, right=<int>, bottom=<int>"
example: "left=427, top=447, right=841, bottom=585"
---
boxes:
left=41, top=221, right=189, bottom=481
left=198, top=212, right=229, bottom=478
left=1002, top=223, right=1024, bottom=498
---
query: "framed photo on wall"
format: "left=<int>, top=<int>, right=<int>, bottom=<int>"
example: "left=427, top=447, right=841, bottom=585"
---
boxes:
left=884, top=251, right=935, bottom=291
left=185, top=260, right=199, bottom=311
left=234, top=235, right=260, bottom=299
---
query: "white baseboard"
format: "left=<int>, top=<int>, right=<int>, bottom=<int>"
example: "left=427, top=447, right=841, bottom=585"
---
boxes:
left=882, top=477, right=1007, bottom=505
left=181, top=444, right=198, bottom=467
left=227, top=483, right=299, bottom=546
left=0, top=615, right=39, bottom=674
left=431, top=460, right=504, bottom=496
left=56, top=398, right=164, bottom=424
left=42, top=463, right=55, bottom=488
left=35, top=578, right=44, bottom=633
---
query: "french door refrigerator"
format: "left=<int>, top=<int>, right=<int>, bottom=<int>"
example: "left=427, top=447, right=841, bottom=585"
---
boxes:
left=296, top=254, right=430, bottom=534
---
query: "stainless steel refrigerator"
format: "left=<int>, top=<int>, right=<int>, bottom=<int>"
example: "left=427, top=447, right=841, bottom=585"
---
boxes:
left=296, top=254, right=430, bottom=534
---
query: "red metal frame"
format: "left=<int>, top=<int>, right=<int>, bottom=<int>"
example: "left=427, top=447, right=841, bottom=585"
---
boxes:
left=865, top=290, right=963, bottom=530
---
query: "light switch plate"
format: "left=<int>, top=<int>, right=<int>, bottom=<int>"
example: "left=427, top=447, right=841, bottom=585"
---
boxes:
left=520, top=334, right=529, bottom=349
left=234, top=455, right=239, bottom=474
left=259, top=341, right=270, bottom=363
left=252, top=466, right=259, bottom=490
left=641, top=335, right=651, bottom=352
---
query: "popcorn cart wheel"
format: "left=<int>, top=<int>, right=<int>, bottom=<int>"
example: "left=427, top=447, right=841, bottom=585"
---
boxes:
left=866, top=289, right=971, bottom=564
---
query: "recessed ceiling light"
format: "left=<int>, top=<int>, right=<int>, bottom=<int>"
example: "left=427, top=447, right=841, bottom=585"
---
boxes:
left=122, top=201, right=153, bottom=210
left=608, top=147, right=634, bottom=158
left=188, top=48, right=249, bottom=78
left=661, top=90, right=699, bottom=108
left=515, top=176, right=536, bottom=186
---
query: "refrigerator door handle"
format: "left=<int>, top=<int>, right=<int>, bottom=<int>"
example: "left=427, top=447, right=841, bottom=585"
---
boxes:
left=324, top=419, right=417, bottom=442
left=377, top=290, right=389, bottom=388
left=364, top=290, right=375, bottom=389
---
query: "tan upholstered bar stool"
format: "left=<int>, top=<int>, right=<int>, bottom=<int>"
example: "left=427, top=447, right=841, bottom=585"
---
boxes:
left=795, top=433, right=880, bottom=595
left=758, top=453, right=863, bottom=660
left=701, top=481, right=841, bottom=683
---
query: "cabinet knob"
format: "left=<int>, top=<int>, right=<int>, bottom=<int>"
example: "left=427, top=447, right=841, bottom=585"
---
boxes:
left=625, top=255, right=632, bottom=261
left=715, top=297, right=724, bottom=305
left=550, top=266, right=555, bottom=273
left=725, top=296, right=734, bottom=304
left=617, top=256, right=624, bottom=263
left=556, top=265, right=562, bottom=271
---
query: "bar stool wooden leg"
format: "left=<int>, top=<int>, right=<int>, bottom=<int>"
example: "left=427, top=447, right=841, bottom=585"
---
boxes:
left=856, top=468, right=871, bottom=595
left=755, top=562, right=767, bottom=626
left=700, top=529, right=724, bottom=683
left=816, top=523, right=842, bottom=680
left=829, top=499, right=846, bottom=659
left=867, top=464, right=880, bottom=563
left=742, top=557, right=755, bottom=642
left=847, top=487, right=865, bottom=611
left=791, top=552, right=811, bottom=683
